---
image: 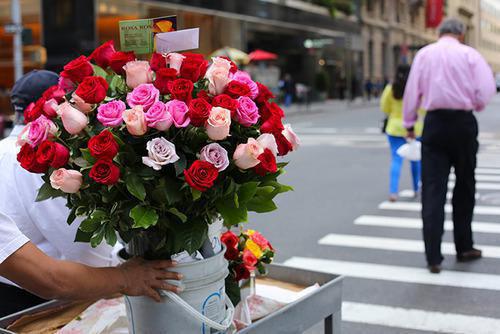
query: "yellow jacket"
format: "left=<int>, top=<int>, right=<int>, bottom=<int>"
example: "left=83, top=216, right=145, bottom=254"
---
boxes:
left=380, top=85, right=425, bottom=137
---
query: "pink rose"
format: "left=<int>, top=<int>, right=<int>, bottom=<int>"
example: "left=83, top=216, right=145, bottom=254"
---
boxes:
left=58, top=102, right=88, bottom=135
left=282, top=124, right=300, bottom=150
left=123, top=60, right=154, bottom=89
left=71, top=93, right=93, bottom=113
left=145, top=101, right=173, bottom=131
left=233, top=138, right=264, bottom=169
left=235, top=96, right=259, bottom=127
left=97, top=100, right=126, bottom=127
left=232, top=71, right=258, bottom=99
left=167, top=53, right=185, bottom=73
left=123, top=106, right=147, bottom=136
left=18, top=115, right=58, bottom=147
left=200, top=143, right=229, bottom=171
left=43, top=99, right=59, bottom=118
left=50, top=168, right=83, bottom=193
left=256, top=133, right=278, bottom=156
left=206, top=107, right=231, bottom=141
left=126, top=83, right=160, bottom=112
left=166, top=100, right=190, bottom=128
left=205, top=57, right=231, bottom=96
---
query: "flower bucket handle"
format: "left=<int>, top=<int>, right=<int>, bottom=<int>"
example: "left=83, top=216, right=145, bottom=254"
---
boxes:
left=161, top=290, right=235, bottom=331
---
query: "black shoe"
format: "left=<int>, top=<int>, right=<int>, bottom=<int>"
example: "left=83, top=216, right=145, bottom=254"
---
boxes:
left=427, top=264, right=441, bottom=274
left=457, top=248, right=482, bottom=262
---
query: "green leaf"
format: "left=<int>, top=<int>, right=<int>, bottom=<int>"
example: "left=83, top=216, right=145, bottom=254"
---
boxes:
left=168, top=208, right=187, bottom=223
left=126, top=174, right=146, bottom=201
left=36, top=183, right=64, bottom=202
left=105, top=224, right=118, bottom=246
left=176, top=220, right=208, bottom=254
left=174, top=154, right=187, bottom=176
left=216, top=198, right=248, bottom=227
left=93, top=64, right=108, bottom=79
left=130, top=205, right=159, bottom=229
left=237, top=182, right=259, bottom=203
left=90, top=226, right=105, bottom=248
left=74, top=229, right=92, bottom=243
left=67, top=208, right=77, bottom=225
left=79, top=217, right=101, bottom=233
left=247, top=198, right=277, bottom=213
left=191, top=188, right=202, bottom=201
left=234, top=193, right=239, bottom=208
left=80, top=148, right=96, bottom=164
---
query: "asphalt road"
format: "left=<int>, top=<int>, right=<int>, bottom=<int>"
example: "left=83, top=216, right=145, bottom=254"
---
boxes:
left=248, top=96, right=500, bottom=334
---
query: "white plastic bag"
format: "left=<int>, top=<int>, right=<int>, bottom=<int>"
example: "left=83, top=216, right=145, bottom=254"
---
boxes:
left=396, top=140, right=421, bottom=161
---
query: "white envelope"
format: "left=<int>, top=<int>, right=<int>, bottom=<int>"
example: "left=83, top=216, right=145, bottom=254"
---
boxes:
left=156, top=28, right=199, bottom=53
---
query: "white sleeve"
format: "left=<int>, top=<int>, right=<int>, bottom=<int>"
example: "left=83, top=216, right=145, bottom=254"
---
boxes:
left=0, top=210, right=29, bottom=264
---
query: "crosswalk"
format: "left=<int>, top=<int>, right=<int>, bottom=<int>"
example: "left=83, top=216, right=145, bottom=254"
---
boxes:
left=284, top=128, right=500, bottom=333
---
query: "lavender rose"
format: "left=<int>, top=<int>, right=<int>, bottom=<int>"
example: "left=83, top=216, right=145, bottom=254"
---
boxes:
left=142, top=137, right=180, bottom=170
left=235, top=96, right=260, bottom=127
left=200, top=143, right=229, bottom=171
left=126, top=83, right=160, bottom=112
left=97, top=100, right=126, bottom=127
left=145, top=101, right=173, bottom=131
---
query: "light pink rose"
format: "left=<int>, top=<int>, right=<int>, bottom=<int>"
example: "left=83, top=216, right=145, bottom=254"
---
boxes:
left=167, top=53, right=186, bottom=73
left=282, top=124, right=300, bottom=150
left=142, top=137, right=179, bottom=171
left=165, top=100, right=190, bottom=128
left=123, top=106, right=147, bottom=136
left=18, top=115, right=58, bottom=147
left=205, top=57, right=231, bottom=96
left=58, top=76, right=75, bottom=93
left=126, top=83, right=160, bottom=112
left=97, top=100, right=126, bottom=127
left=256, top=133, right=278, bottom=156
left=145, top=101, right=173, bottom=131
left=236, top=96, right=259, bottom=127
left=58, top=102, right=88, bottom=135
left=71, top=93, right=93, bottom=113
left=206, top=107, right=231, bottom=141
left=123, top=60, right=154, bottom=89
left=200, top=143, right=229, bottom=171
left=233, top=138, right=264, bottom=170
left=232, top=71, right=258, bottom=99
left=50, top=168, right=83, bottom=193
left=43, top=99, right=59, bottom=118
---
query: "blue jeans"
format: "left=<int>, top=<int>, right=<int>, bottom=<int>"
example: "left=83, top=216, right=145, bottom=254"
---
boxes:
left=284, top=93, right=293, bottom=107
left=387, top=135, right=421, bottom=194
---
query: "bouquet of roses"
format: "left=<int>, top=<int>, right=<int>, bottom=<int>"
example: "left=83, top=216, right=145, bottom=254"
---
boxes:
left=16, top=40, right=299, bottom=259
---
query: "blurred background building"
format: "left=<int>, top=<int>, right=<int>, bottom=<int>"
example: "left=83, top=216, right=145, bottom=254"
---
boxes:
left=0, top=0, right=499, bottom=123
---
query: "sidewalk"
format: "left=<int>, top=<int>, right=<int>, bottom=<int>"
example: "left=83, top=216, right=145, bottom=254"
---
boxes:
left=282, top=98, right=381, bottom=117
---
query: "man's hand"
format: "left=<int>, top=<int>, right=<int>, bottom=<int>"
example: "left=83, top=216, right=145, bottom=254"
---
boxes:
left=406, top=128, right=416, bottom=139
left=118, top=257, right=183, bottom=302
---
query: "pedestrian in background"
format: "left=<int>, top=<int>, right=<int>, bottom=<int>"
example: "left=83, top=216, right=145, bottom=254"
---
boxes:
left=282, top=73, right=295, bottom=107
left=403, top=18, right=496, bottom=274
left=381, top=64, right=424, bottom=202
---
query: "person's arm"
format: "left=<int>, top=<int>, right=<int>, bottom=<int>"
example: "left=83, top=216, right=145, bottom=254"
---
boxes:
left=403, top=53, right=423, bottom=130
left=380, top=85, right=392, bottom=115
left=0, top=242, right=182, bottom=302
left=471, top=50, right=496, bottom=111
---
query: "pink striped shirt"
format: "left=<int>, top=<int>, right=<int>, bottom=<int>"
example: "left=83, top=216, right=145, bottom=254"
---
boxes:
left=403, top=36, right=496, bottom=128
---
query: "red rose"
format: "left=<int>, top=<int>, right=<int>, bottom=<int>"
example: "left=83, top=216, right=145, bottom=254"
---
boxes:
left=197, top=90, right=212, bottom=103
left=154, top=68, right=178, bottom=95
left=234, top=263, right=251, bottom=281
left=150, top=52, right=167, bottom=72
left=242, top=249, right=258, bottom=270
left=221, top=231, right=239, bottom=249
left=224, top=246, right=240, bottom=261
left=254, top=148, right=277, bottom=176
left=36, top=140, right=70, bottom=169
left=259, top=101, right=284, bottom=122
left=42, top=85, right=66, bottom=103
left=220, top=56, right=238, bottom=74
left=17, top=144, right=47, bottom=173
left=188, top=98, right=212, bottom=127
left=88, top=130, right=119, bottom=159
left=60, top=56, right=94, bottom=83
left=109, top=51, right=136, bottom=75
left=179, top=53, right=208, bottom=82
left=74, top=76, right=109, bottom=104
left=167, top=79, right=194, bottom=103
left=224, top=81, right=251, bottom=99
left=183, top=160, right=219, bottom=192
left=255, top=82, right=275, bottom=105
left=89, top=40, right=116, bottom=69
left=89, top=159, right=120, bottom=185
left=24, top=101, right=42, bottom=123
left=274, top=132, right=293, bottom=156
left=212, top=94, right=238, bottom=115
left=260, top=115, right=284, bottom=134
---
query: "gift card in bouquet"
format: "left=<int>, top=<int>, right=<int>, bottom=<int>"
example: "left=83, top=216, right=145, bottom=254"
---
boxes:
left=156, top=28, right=200, bottom=53
left=119, top=15, right=177, bottom=54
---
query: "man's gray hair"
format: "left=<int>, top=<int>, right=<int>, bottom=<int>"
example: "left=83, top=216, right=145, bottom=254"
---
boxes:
left=438, top=18, right=466, bottom=36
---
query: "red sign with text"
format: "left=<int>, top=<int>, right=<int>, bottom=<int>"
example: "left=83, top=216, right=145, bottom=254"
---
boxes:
left=426, top=0, right=444, bottom=28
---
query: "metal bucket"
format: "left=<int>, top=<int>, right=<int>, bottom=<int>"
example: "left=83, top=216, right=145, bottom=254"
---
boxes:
left=123, top=246, right=234, bottom=334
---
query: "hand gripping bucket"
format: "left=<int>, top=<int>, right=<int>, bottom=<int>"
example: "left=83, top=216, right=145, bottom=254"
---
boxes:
left=123, top=246, right=234, bottom=334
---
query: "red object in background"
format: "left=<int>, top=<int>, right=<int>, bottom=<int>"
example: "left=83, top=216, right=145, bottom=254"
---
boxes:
left=426, top=0, right=444, bottom=28
left=248, top=49, right=278, bottom=62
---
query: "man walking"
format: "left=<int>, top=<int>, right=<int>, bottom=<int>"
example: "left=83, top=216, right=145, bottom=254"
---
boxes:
left=403, top=18, right=496, bottom=274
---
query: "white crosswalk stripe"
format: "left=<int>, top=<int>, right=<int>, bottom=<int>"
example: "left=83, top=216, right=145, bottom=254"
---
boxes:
left=398, top=189, right=481, bottom=200
left=449, top=174, right=500, bottom=182
left=476, top=168, right=500, bottom=174
left=379, top=201, right=500, bottom=215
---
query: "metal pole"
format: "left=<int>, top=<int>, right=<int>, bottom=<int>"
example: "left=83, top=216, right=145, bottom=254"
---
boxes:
left=11, top=0, right=23, bottom=81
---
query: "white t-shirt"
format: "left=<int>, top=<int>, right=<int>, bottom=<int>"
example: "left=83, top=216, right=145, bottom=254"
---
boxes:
left=0, top=126, right=116, bottom=286
left=0, top=211, right=29, bottom=264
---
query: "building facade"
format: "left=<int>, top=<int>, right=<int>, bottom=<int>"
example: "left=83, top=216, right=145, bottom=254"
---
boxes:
left=478, top=0, right=500, bottom=72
